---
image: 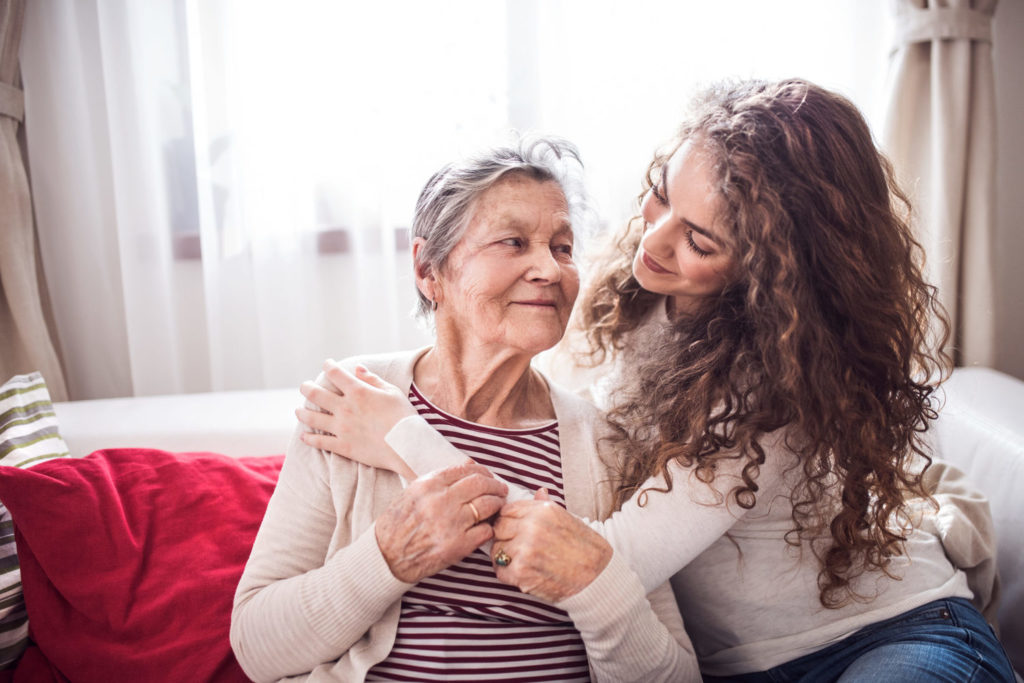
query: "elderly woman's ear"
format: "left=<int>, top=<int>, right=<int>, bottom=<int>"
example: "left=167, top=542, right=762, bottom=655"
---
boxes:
left=412, top=237, right=440, bottom=307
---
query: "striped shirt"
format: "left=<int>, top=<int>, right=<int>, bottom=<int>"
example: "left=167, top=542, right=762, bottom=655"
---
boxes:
left=365, top=385, right=590, bottom=682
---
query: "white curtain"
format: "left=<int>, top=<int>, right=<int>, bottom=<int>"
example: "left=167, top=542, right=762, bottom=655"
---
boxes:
left=882, top=0, right=997, bottom=367
left=22, top=0, right=891, bottom=399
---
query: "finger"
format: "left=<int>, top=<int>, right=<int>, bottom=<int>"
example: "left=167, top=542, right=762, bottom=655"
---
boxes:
left=426, top=460, right=496, bottom=488
left=448, top=471, right=508, bottom=502
left=491, top=513, right=520, bottom=542
left=354, top=365, right=395, bottom=391
left=300, top=381, right=340, bottom=412
left=295, top=407, right=336, bottom=433
left=323, top=363, right=363, bottom=395
left=465, top=499, right=482, bottom=526
left=461, top=522, right=494, bottom=550
left=493, top=499, right=539, bottom=521
left=299, top=431, right=345, bottom=455
left=533, top=487, right=550, bottom=501
left=469, top=493, right=505, bottom=523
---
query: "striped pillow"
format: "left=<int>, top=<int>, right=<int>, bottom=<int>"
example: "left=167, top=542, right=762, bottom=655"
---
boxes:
left=0, top=372, right=69, bottom=669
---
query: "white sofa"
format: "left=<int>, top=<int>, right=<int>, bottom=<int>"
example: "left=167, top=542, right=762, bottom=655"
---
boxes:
left=51, top=367, right=1024, bottom=674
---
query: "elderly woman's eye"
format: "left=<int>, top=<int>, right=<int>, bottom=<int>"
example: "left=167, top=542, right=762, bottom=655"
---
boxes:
left=553, top=244, right=573, bottom=257
left=499, top=238, right=523, bottom=248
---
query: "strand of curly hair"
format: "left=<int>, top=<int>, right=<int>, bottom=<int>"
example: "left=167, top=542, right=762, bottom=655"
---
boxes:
left=576, top=79, right=951, bottom=609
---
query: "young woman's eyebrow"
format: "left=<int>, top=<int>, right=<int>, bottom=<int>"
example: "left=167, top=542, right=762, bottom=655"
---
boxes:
left=656, top=165, right=668, bottom=196
left=683, top=218, right=723, bottom=246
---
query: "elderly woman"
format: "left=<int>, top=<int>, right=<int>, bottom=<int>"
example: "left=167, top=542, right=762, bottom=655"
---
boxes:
left=229, top=137, right=697, bottom=682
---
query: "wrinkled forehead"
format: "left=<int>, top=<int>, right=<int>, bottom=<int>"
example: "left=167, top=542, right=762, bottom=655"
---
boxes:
left=464, top=174, right=573, bottom=235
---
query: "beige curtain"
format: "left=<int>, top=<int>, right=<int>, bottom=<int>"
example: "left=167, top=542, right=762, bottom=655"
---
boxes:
left=882, top=0, right=998, bottom=367
left=0, top=0, right=67, bottom=399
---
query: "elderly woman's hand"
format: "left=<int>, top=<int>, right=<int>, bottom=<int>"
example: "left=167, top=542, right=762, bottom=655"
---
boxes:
left=376, top=461, right=508, bottom=584
left=297, top=361, right=418, bottom=478
left=491, top=489, right=613, bottom=603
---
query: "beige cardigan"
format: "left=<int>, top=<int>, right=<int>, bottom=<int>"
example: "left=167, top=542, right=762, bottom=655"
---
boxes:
left=230, top=348, right=698, bottom=682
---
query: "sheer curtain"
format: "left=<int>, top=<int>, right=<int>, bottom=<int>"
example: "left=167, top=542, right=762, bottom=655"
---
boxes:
left=21, top=0, right=890, bottom=400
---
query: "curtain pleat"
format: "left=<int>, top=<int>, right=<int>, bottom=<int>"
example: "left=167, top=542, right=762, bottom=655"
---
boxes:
left=882, top=0, right=998, bottom=367
left=0, top=0, right=68, bottom=399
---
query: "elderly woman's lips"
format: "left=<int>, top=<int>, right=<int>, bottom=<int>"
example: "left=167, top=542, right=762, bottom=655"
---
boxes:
left=513, top=300, right=557, bottom=307
left=641, top=251, right=673, bottom=275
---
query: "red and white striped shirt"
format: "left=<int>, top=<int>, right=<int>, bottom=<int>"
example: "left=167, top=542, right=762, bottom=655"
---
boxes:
left=365, top=384, right=590, bottom=682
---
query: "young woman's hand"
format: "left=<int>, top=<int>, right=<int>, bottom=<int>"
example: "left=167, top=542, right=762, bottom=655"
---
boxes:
left=296, top=361, right=418, bottom=478
left=491, top=489, right=612, bottom=603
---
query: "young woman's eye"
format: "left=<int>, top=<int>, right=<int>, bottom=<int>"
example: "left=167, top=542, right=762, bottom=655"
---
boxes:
left=651, top=184, right=668, bottom=204
left=686, top=231, right=712, bottom=258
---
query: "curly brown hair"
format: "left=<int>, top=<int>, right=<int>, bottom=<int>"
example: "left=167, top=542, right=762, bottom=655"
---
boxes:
left=579, top=79, right=951, bottom=608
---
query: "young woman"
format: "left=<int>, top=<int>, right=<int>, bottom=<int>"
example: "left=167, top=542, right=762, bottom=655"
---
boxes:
left=299, top=79, right=1015, bottom=681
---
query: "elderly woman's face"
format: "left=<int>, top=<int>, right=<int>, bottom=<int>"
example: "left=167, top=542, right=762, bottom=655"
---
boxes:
left=433, top=175, right=579, bottom=355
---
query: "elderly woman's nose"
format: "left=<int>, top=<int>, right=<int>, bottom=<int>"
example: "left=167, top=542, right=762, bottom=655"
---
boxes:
left=525, top=245, right=562, bottom=282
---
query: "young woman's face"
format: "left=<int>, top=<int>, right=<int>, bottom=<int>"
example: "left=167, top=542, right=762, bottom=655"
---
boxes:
left=633, top=140, right=736, bottom=315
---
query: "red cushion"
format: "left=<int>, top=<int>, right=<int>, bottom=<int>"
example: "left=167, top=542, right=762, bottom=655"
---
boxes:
left=0, top=449, right=285, bottom=683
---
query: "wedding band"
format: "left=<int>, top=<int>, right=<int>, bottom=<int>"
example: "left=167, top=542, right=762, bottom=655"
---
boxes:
left=467, top=501, right=481, bottom=524
left=494, top=549, right=512, bottom=567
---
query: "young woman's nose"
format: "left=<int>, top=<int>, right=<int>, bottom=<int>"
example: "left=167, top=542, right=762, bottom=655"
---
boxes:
left=640, top=195, right=674, bottom=256
left=640, top=189, right=663, bottom=227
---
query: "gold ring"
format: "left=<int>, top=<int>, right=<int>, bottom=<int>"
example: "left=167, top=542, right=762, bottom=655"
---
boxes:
left=467, top=501, right=481, bottom=524
left=494, top=548, right=512, bottom=567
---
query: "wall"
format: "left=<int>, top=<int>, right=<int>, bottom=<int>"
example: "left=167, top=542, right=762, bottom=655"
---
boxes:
left=993, top=1, right=1024, bottom=380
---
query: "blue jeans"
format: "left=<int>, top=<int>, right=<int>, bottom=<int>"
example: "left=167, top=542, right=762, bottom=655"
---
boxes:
left=703, top=598, right=1016, bottom=682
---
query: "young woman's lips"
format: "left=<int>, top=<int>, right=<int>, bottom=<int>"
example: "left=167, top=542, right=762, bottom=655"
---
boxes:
left=641, top=251, right=672, bottom=275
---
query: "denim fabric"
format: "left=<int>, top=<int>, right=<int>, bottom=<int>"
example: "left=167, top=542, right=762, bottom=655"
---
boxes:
left=703, top=598, right=1016, bottom=682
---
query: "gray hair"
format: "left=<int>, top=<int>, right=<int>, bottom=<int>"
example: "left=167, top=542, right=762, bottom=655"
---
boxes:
left=411, top=134, right=592, bottom=318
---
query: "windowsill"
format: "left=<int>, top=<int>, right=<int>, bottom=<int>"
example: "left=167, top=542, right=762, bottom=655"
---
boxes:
left=170, top=227, right=410, bottom=261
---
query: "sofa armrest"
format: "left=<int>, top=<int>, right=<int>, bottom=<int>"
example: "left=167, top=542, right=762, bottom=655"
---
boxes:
left=933, top=367, right=1024, bottom=672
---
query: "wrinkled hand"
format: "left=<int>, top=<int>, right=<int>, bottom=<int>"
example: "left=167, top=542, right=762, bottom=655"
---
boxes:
left=377, top=461, right=508, bottom=584
left=492, top=489, right=612, bottom=603
left=296, top=361, right=418, bottom=478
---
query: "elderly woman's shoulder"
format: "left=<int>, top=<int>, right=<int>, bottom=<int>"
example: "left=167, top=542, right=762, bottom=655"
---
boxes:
left=321, top=347, right=430, bottom=387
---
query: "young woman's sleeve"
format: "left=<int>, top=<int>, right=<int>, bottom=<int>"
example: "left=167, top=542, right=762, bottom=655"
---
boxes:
left=386, top=415, right=745, bottom=592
